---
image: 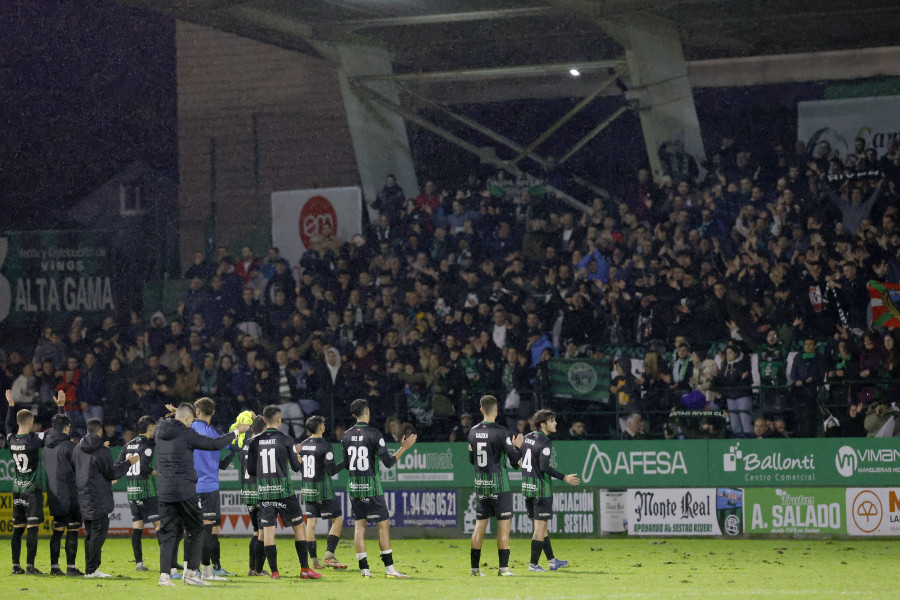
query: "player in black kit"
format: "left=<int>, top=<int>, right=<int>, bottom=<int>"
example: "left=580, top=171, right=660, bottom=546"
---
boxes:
left=43, top=411, right=83, bottom=576
left=521, top=409, right=580, bottom=572
left=247, top=405, right=320, bottom=580
left=342, top=399, right=416, bottom=578
left=114, top=415, right=161, bottom=572
left=467, top=394, right=523, bottom=577
left=240, top=415, right=268, bottom=576
left=5, top=389, right=66, bottom=575
left=299, top=415, right=348, bottom=569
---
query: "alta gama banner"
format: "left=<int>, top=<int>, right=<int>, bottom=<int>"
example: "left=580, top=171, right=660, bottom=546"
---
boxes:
left=798, top=95, right=900, bottom=158
left=0, top=230, right=116, bottom=326
left=626, top=488, right=743, bottom=536
left=271, top=187, right=363, bottom=266
left=744, top=488, right=844, bottom=535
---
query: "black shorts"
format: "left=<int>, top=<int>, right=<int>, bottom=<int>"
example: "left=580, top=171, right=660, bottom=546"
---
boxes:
left=51, top=505, right=83, bottom=530
left=198, top=491, right=221, bottom=522
left=13, top=491, right=44, bottom=526
left=525, top=496, right=553, bottom=521
left=303, top=497, right=343, bottom=520
left=258, top=496, right=304, bottom=529
left=350, top=495, right=389, bottom=523
left=248, top=505, right=259, bottom=532
left=130, top=497, right=161, bottom=524
left=475, top=491, right=513, bottom=521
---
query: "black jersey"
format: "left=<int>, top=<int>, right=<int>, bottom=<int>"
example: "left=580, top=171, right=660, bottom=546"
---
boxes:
left=341, top=423, right=396, bottom=499
left=467, top=421, right=520, bottom=497
left=298, top=437, right=345, bottom=503
left=239, top=435, right=258, bottom=506
left=521, top=431, right=564, bottom=498
left=247, top=428, right=302, bottom=501
left=116, top=435, right=157, bottom=501
left=5, top=406, right=47, bottom=494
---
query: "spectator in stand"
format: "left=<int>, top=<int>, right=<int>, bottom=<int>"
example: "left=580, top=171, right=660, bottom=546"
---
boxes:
left=712, top=343, right=752, bottom=437
left=184, top=250, right=217, bottom=282
left=371, top=174, right=406, bottom=226
left=77, top=352, right=105, bottom=422
left=620, top=413, right=647, bottom=440
left=234, top=246, right=262, bottom=285
left=790, top=338, right=827, bottom=438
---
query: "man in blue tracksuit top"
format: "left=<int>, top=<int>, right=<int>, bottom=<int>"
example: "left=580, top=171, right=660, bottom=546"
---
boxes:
left=191, top=397, right=234, bottom=580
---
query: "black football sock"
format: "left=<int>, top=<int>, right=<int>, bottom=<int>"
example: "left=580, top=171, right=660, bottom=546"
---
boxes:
left=543, top=536, right=555, bottom=560
left=380, top=549, right=393, bottom=567
left=12, top=527, right=24, bottom=566
left=326, top=534, right=340, bottom=555
left=65, top=530, right=79, bottom=568
left=357, top=552, right=369, bottom=570
left=249, top=537, right=258, bottom=570
left=255, top=539, right=267, bottom=572
left=470, top=548, right=481, bottom=570
left=295, top=540, right=309, bottom=569
left=498, top=548, right=510, bottom=569
left=307, top=538, right=317, bottom=559
left=530, top=539, right=543, bottom=565
left=50, top=529, right=63, bottom=567
left=201, top=524, right=213, bottom=566
left=264, top=544, right=278, bottom=573
left=212, top=534, right=221, bottom=569
left=26, top=527, right=38, bottom=567
left=132, top=528, right=143, bottom=563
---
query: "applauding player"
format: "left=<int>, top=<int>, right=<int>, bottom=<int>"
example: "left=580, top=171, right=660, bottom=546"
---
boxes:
left=342, top=399, right=416, bottom=578
left=299, top=415, right=348, bottom=569
left=521, top=410, right=580, bottom=572
left=240, top=416, right=268, bottom=576
left=247, top=405, right=320, bottom=580
left=115, top=415, right=162, bottom=572
left=467, top=395, right=522, bottom=577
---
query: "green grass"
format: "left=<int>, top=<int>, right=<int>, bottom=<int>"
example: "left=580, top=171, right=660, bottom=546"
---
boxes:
left=1, top=537, right=894, bottom=599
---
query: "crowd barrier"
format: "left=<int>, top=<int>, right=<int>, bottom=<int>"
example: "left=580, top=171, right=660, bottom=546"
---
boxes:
left=2, top=438, right=898, bottom=537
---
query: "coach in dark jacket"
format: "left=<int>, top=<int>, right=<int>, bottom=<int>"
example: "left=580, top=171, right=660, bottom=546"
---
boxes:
left=154, top=402, right=248, bottom=584
left=73, top=418, right=138, bottom=577
left=43, top=414, right=82, bottom=574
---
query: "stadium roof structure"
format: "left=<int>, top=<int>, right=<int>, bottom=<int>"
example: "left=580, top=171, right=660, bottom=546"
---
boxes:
left=118, top=0, right=899, bottom=72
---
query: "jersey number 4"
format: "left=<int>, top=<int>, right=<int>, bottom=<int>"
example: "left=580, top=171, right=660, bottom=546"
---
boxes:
left=347, top=446, right=370, bottom=471
left=521, top=448, right=533, bottom=472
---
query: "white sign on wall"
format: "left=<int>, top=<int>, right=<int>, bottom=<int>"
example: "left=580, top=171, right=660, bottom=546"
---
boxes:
left=271, top=187, right=363, bottom=266
left=798, top=95, right=900, bottom=158
left=626, top=488, right=728, bottom=536
left=846, top=488, right=900, bottom=536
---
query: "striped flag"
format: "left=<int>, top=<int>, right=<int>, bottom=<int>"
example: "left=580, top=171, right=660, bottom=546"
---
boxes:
left=868, top=281, right=900, bottom=328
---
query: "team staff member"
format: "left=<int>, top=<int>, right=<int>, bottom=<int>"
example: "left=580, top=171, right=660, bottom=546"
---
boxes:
left=191, top=398, right=232, bottom=580
left=342, top=399, right=416, bottom=578
left=115, top=415, right=163, bottom=572
left=467, top=394, right=523, bottom=576
left=43, top=412, right=83, bottom=576
left=73, top=418, right=141, bottom=578
left=299, top=415, right=348, bottom=569
left=5, top=389, right=66, bottom=575
left=247, top=405, right=320, bottom=580
left=155, top=403, right=249, bottom=587
left=520, top=409, right=580, bottom=572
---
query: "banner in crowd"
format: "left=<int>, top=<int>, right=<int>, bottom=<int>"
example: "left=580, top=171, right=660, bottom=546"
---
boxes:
left=797, top=95, right=900, bottom=158
left=626, top=488, right=743, bottom=536
left=867, top=281, right=900, bottom=329
left=744, top=488, right=844, bottom=535
left=271, top=187, right=363, bottom=265
left=0, top=230, right=116, bottom=326
left=460, top=489, right=597, bottom=536
left=845, top=488, right=900, bottom=536
left=548, top=358, right=612, bottom=402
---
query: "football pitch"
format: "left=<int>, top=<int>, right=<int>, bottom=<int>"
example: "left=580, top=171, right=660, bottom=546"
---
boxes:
left=0, top=537, right=892, bottom=599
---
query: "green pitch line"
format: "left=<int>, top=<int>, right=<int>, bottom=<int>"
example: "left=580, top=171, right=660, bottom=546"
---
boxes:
left=0, top=537, right=893, bottom=599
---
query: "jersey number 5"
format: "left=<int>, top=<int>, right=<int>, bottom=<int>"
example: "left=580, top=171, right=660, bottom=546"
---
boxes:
left=476, top=442, right=488, bottom=468
left=347, top=446, right=369, bottom=471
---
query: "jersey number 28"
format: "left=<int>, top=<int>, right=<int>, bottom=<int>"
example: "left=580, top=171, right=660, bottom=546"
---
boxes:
left=347, top=446, right=369, bottom=471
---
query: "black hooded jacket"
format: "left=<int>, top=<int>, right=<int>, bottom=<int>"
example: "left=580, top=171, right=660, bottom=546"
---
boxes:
left=154, top=417, right=235, bottom=503
left=43, top=428, right=78, bottom=516
left=73, top=432, right=130, bottom=520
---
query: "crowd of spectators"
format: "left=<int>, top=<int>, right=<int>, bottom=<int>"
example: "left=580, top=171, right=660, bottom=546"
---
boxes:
left=3, top=133, right=900, bottom=445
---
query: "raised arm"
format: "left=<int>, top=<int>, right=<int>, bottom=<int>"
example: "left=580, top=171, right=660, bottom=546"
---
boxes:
left=188, top=427, right=242, bottom=451
left=324, top=448, right=345, bottom=476
left=539, top=445, right=580, bottom=486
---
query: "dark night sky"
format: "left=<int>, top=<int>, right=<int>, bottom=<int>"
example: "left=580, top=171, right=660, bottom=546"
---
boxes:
left=0, top=0, right=176, bottom=227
